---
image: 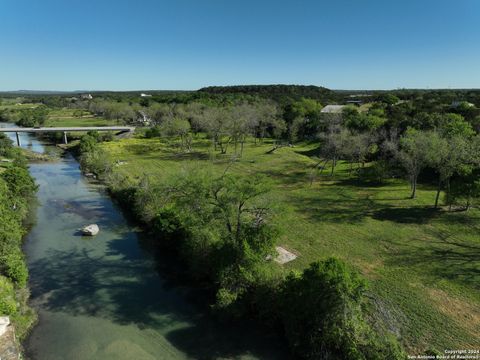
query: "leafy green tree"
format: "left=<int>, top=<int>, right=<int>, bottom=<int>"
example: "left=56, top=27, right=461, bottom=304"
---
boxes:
left=446, top=170, right=480, bottom=210
left=161, top=117, right=192, bottom=151
left=426, top=132, right=473, bottom=208
left=285, top=98, right=323, bottom=140
left=380, top=94, right=400, bottom=105
left=437, top=113, right=475, bottom=138
left=1, top=166, right=37, bottom=199
left=78, top=133, right=99, bottom=154
left=198, top=107, right=232, bottom=153
left=280, top=258, right=403, bottom=360
left=343, top=106, right=386, bottom=132
left=15, top=106, right=49, bottom=127
left=398, top=128, right=431, bottom=198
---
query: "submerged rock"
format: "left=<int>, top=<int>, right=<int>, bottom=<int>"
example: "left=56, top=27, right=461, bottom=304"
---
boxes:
left=81, top=224, right=100, bottom=236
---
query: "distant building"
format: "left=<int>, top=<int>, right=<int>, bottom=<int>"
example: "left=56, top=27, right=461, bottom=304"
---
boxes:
left=140, top=93, right=152, bottom=97
left=80, top=94, right=93, bottom=100
left=321, top=105, right=345, bottom=113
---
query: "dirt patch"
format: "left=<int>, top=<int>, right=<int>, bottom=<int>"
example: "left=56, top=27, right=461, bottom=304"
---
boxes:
left=0, top=325, right=20, bottom=360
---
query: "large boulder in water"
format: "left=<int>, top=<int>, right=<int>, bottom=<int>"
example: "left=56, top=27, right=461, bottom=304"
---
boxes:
left=81, top=224, right=99, bottom=236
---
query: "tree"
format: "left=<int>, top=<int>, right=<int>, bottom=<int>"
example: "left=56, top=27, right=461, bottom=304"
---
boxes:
left=398, top=128, right=430, bottom=198
left=15, top=106, right=49, bottom=127
left=250, top=101, right=285, bottom=143
left=280, top=258, right=404, bottom=360
left=437, top=113, right=475, bottom=138
left=342, top=132, right=375, bottom=173
left=284, top=98, right=323, bottom=140
left=426, top=132, right=472, bottom=208
left=446, top=170, right=480, bottom=210
left=319, top=124, right=350, bottom=176
left=1, top=166, right=37, bottom=200
left=380, top=93, right=400, bottom=105
left=198, top=107, right=232, bottom=153
left=161, top=117, right=192, bottom=151
left=343, top=106, right=386, bottom=132
left=156, top=169, right=277, bottom=310
left=228, top=104, right=254, bottom=157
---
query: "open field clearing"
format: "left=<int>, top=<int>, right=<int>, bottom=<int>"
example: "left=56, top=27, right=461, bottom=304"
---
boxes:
left=99, top=136, right=480, bottom=351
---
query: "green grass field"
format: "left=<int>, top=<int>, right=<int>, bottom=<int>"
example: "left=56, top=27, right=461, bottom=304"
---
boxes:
left=0, top=104, right=116, bottom=127
left=44, top=108, right=117, bottom=127
left=98, top=136, right=479, bottom=352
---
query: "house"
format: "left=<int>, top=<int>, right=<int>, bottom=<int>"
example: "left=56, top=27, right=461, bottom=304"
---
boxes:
left=140, top=93, right=152, bottom=97
left=321, top=105, right=345, bottom=114
left=80, top=93, right=93, bottom=100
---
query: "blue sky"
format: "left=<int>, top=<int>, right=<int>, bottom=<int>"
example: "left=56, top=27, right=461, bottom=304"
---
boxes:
left=0, top=0, right=479, bottom=90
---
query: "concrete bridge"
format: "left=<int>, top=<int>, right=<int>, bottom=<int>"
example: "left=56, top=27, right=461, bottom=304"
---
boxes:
left=0, top=126, right=135, bottom=145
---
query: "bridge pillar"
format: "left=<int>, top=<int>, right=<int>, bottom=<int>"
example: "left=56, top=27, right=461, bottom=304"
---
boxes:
left=15, top=132, right=21, bottom=147
left=63, top=131, right=68, bottom=145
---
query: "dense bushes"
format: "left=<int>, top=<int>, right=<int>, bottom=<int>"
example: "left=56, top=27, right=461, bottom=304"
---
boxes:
left=280, top=259, right=404, bottom=359
left=0, top=134, right=37, bottom=336
left=0, top=276, right=17, bottom=315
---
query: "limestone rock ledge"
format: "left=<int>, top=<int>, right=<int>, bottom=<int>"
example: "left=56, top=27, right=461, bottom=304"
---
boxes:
left=0, top=324, right=20, bottom=360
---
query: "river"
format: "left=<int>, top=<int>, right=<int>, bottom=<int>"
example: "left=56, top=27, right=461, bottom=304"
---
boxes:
left=0, top=125, right=288, bottom=360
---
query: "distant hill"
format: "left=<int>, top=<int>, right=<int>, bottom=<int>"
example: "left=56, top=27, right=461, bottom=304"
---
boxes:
left=198, top=84, right=337, bottom=103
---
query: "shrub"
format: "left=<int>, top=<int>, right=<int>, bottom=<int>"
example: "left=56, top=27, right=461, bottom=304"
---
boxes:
left=145, top=126, right=162, bottom=138
left=1, top=251, right=28, bottom=287
left=0, top=276, right=18, bottom=315
left=152, top=207, right=186, bottom=249
left=1, top=166, right=37, bottom=199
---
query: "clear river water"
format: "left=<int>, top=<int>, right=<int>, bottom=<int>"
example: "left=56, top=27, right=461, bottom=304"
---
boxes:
left=0, top=124, right=288, bottom=360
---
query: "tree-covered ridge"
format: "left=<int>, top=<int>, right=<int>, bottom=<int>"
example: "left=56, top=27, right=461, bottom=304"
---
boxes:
left=198, top=84, right=337, bottom=103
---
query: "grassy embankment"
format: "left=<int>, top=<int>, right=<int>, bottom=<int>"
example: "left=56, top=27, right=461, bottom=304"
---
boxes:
left=95, top=135, right=479, bottom=353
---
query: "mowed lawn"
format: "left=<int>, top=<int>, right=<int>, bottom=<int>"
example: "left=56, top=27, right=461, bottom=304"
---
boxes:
left=99, top=136, right=480, bottom=352
left=44, top=108, right=116, bottom=127
left=0, top=105, right=116, bottom=127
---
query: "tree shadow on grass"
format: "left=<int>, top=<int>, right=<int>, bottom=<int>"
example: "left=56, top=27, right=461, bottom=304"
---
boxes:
left=260, top=167, right=309, bottom=186
left=286, top=191, right=374, bottom=224
left=371, top=206, right=440, bottom=224
left=385, top=229, right=480, bottom=291
left=294, top=146, right=321, bottom=158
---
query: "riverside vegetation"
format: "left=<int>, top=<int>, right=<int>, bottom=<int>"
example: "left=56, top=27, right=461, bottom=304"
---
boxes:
left=2, top=86, right=480, bottom=359
left=0, top=133, right=37, bottom=339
